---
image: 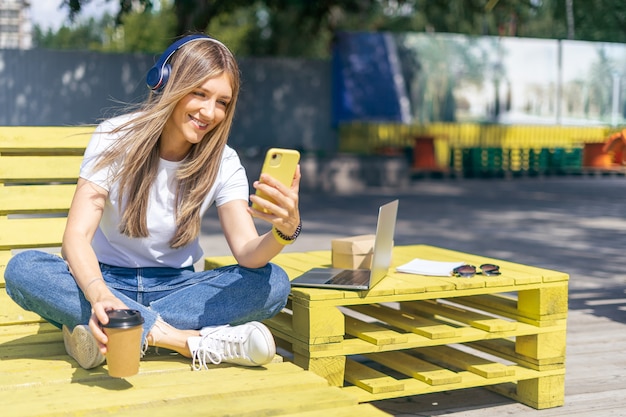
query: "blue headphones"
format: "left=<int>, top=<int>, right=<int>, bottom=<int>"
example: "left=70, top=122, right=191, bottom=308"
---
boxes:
left=146, top=34, right=211, bottom=92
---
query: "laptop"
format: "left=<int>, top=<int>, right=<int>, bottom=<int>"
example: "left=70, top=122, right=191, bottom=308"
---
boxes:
left=290, top=199, right=399, bottom=291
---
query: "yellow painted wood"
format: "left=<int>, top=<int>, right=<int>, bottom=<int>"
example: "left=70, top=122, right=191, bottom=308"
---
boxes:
left=0, top=217, right=66, bottom=249
left=0, top=130, right=395, bottom=417
left=280, top=404, right=391, bottom=417
left=0, top=184, right=75, bottom=214
left=516, top=330, right=568, bottom=360
left=514, top=374, right=566, bottom=409
left=364, top=351, right=462, bottom=385
left=0, top=362, right=356, bottom=417
left=518, top=285, right=569, bottom=320
left=345, top=359, right=404, bottom=394
left=453, top=294, right=518, bottom=319
left=292, top=301, right=345, bottom=343
left=293, top=354, right=347, bottom=387
left=345, top=316, right=408, bottom=345
left=0, top=249, right=10, bottom=285
left=112, top=394, right=390, bottom=417
left=204, top=255, right=237, bottom=270
left=302, top=317, right=563, bottom=358
left=468, top=339, right=565, bottom=369
left=343, top=366, right=565, bottom=403
left=0, top=155, right=83, bottom=182
left=0, top=320, right=389, bottom=415
left=0, top=126, right=92, bottom=154
left=234, top=245, right=567, bottom=408
left=405, top=299, right=518, bottom=332
left=339, top=121, right=606, bottom=157
left=415, top=345, right=516, bottom=379
left=0, top=291, right=45, bottom=325
left=349, top=303, right=461, bottom=339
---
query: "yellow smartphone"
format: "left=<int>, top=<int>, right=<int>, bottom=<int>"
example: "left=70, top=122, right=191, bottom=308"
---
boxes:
left=252, top=148, right=300, bottom=212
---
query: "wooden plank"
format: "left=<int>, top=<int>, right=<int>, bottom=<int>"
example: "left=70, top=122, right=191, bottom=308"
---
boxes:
left=345, top=359, right=404, bottom=394
left=0, top=322, right=60, bottom=341
left=0, top=156, right=83, bottom=182
left=364, top=351, right=462, bottom=385
left=344, top=316, right=408, bottom=345
left=0, top=184, right=75, bottom=214
left=468, top=338, right=565, bottom=369
left=280, top=404, right=391, bottom=417
left=343, top=366, right=565, bottom=403
left=0, top=361, right=362, bottom=417
left=0, top=126, right=92, bottom=154
left=518, top=284, right=569, bottom=320
left=0, top=217, right=66, bottom=249
left=349, top=303, right=461, bottom=339
left=404, top=300, right=518, bottom=332
left=0, top=249, right=11, bottom=286
left=414, top=345, right=516, bottom=379
left=0, top=291, right=45, bottom=325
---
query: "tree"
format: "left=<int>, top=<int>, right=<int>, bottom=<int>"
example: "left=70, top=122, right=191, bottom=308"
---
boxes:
left=54, top=0, right=626, bottom=56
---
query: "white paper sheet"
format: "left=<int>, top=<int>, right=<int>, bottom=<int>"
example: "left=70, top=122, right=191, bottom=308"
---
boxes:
left=396, top=258, right=466, bottom=276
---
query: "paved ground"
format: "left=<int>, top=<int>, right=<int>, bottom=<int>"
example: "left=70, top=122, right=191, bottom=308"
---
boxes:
left=199, top=175, right=626, bottom=416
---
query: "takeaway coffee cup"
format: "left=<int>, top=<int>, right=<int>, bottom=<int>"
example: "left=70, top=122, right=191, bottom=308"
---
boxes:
left=103, top=309, right=144, bottom=378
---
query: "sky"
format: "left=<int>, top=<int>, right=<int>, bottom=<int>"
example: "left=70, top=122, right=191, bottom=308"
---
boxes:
left=30, top=0, right=119, bottom=31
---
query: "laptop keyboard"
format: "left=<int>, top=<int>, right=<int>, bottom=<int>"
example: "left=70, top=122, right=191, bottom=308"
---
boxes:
left=327, top=269, right=370, bottom=286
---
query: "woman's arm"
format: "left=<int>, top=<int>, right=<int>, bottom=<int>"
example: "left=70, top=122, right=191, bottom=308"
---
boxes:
left=61, top=178, right=128, bottom=351
left=218, top=166, right=301, bottom=268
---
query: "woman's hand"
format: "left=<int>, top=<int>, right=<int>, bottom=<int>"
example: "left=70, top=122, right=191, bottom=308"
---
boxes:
left=88, top=294, right=129, bottom=355
left=248, top=165, right=301, bottom=236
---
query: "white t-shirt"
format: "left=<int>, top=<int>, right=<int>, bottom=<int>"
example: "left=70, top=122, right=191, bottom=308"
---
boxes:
left=79, top=114, right=249, bottom=268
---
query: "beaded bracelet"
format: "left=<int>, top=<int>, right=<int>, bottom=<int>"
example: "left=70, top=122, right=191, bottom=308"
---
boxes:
left=272, top=219, right=302, bottom=245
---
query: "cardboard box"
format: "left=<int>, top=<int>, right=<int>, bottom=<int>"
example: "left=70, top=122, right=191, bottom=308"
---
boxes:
left=331, top=234, right=375, bottom=269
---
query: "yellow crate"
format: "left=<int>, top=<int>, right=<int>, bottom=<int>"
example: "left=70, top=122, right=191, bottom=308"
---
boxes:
left=206, top=244, right=569, bottom=410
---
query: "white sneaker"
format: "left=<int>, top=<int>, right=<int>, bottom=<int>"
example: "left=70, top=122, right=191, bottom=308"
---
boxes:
left=62, top=324, right=106, bottom=369
left=188, top=321, right=276, bottom=370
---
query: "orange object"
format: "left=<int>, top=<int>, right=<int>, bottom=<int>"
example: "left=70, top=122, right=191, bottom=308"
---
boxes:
left=601, top=129, right=626, bottom=165
left=413, top=135, right=438, bottom=170
left=583, top=143, right=613, bottom=168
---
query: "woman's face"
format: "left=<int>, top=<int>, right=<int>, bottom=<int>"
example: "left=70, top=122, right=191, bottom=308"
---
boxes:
left=161, top=72, right=233, bottom=160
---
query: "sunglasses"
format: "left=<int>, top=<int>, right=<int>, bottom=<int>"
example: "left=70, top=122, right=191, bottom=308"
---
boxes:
left=452, top=263, right=501, bottom=278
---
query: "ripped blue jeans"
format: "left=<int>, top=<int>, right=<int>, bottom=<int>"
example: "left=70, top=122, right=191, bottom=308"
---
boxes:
left=4, top=250, right=291, bottom=344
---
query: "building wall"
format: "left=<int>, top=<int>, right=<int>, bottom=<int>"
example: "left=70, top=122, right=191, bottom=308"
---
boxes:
left=0, top=49, right=335, bottom=152
left=0, top=0, right=31, bottom=49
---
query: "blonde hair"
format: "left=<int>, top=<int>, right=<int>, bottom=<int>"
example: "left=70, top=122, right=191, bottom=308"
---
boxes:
left=94, top=37, right=241, bottom=248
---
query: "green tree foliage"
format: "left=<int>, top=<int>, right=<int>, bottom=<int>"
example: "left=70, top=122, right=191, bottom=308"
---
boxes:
left=34, top=15, right=112, bottom=50
left=45, top=0, right=626, bottom=56
left=33, top=3, right=175, bottom=53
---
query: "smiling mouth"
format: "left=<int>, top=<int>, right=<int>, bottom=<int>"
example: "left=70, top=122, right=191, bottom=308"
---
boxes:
left=190, top=115, right=209, bottom=129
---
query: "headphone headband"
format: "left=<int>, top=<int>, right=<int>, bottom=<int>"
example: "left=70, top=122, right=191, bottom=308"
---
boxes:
left=146, top=34, right=215, bottom=92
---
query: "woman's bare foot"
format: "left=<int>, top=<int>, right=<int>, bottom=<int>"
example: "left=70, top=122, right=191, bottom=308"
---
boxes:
left=147, top=319, right=199, bottom=357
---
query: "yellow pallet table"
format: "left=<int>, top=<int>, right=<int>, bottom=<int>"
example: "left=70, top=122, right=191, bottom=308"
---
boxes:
left=206, top=244, right=568, bottom=410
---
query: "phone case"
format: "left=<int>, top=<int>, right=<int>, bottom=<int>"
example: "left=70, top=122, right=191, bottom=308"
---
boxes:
left=252, top=148, right=300, bottom=212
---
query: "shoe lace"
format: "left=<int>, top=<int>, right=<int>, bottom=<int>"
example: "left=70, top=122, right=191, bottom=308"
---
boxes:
left=192, top=325, right=246, bottom=371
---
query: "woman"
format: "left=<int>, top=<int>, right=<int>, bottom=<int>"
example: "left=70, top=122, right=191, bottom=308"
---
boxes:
left=4, top=33, right=300, bottom=371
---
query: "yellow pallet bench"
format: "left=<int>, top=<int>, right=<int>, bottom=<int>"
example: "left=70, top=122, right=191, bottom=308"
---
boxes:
left=0, top=127, right=389, bottom=417
left=206, top=244, right=569, bottom=410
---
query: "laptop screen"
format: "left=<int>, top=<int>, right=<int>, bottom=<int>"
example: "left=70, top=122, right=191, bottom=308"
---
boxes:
left=368, top=199, right=399, bottom=288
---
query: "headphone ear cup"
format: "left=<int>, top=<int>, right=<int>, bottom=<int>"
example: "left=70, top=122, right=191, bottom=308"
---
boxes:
left=146, top=63, right=171, bottom=92
left=157, top=64, right=171, bottom=92
left=146, top=66, right=161, bottom=91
